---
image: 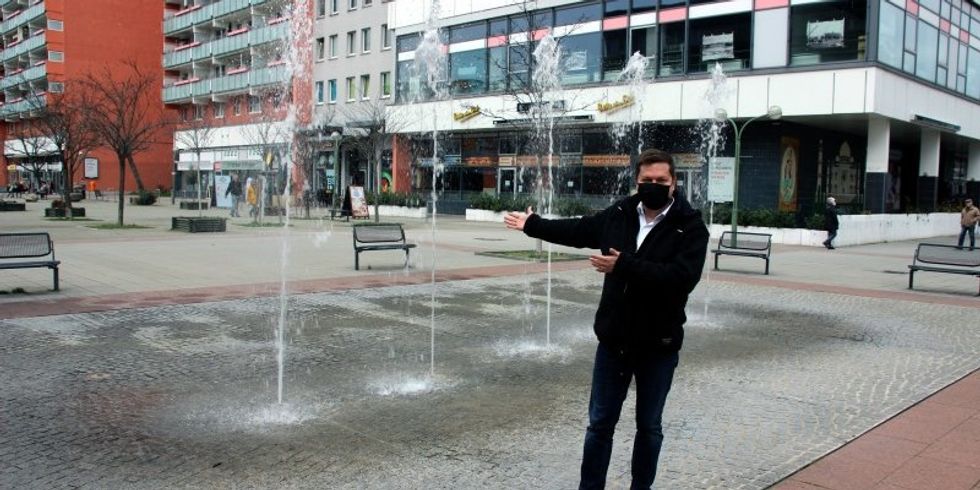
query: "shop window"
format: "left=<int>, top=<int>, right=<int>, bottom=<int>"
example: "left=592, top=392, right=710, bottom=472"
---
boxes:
left=450, top=49, right=488, bottom=95
left=660, top=23, right=686, bottom=76
left=789, top=0, right=867, bottom=66
left=877, top=0, right=904, bottom=69
left=562, top=33, right=602, bottom=85
left=688, top=13, right=751, bottom=73
left=603, top=29, right=629, bottom=79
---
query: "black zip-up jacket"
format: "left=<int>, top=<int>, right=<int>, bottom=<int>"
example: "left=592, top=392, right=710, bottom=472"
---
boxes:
left=824, top=204, right=839, bottom=232
left=523, top=194, right=709, bottom=354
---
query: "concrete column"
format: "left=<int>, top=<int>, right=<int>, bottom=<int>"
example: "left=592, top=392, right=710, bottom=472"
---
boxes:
left=968, top=140, right=980, bottom=201
left=864, top=117, right=890, bottom=213
left=917, top=128, right=941, bottom=212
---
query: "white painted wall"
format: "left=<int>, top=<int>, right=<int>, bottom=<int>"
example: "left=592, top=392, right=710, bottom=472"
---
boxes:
left=708, top=213, right=961, bottom=247
left=173, top=121, right=291, bottom=151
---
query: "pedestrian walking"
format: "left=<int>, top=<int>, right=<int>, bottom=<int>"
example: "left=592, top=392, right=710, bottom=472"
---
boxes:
left=958, top=198, right=979, bottom=250
left=225, top=173, right=242, bottom=217
left=504, top=149, right=710, bottom=489
left=823, top=196, right=839, bottom=250
left=246, top=177, right=259, bottom=219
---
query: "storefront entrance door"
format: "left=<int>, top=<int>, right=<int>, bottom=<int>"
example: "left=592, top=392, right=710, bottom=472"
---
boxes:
left=498, top=167, right=516, bottom=196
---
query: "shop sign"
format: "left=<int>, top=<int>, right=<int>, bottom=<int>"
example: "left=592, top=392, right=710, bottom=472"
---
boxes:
left=582, top=154, right=630, bottom=167
left=708, top=157, right=735, bottom=203
left=560, top=154, right=582, bottom=166
left=498, top=155, right=515, bottom=166
left=597, top=95, right=635, bottom=114
left=176, top=161, right=214, bottom=171
left=674, top=153, right=703, bottom=169
left=453, top=105, right=481, bottom=122
left=465, top=156, right=496, bottom=167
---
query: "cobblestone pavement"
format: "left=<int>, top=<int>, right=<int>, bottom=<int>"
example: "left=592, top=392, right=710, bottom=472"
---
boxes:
left=2, top=269, right=978, bottom=489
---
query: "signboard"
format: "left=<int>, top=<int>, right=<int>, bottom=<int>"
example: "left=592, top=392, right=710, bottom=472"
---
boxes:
left=214, top=175, right=232, bottom=208
left=582, top=154, right=630, bottom=167
left=84, top=158, right=98, bottom=179
left=708, top=156, right=735, bottom=202
left=349, top=185, right=370, bottom=218
left=674, top=153, right=704, bottom=169
left=778, top=137, right=800, bottom=212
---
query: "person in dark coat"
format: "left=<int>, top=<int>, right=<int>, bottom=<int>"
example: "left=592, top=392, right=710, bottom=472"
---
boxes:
left=225, top=173, right=243, bottom=217
left=504, top=149, right=709, bottom=489
left=823, top=196, right=839, bottom=249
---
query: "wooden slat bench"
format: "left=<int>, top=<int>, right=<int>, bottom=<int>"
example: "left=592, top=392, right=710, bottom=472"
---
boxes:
left=711, top=231, right=773, bottom=275
left=908, top=243, right=980, bottom=295
left=352, top=223, right=416, bottom=271
left=0, top=232, right=60, bottom=291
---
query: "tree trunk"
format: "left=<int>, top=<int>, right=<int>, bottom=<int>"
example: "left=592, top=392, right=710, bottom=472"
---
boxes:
left=117, top=155, right=126, bottom=226
left=126, top=155, right=145, bottom=191
left=374, top=156, right=381, bottom=223
left=62, top=153, right=73, bottom=218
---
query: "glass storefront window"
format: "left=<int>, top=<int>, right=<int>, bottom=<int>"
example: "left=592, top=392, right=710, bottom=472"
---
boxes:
left=877, top=0, right=904, bottom=68
left=450, top=50, right=488, bottom=95
left=562, top=33, right=603, bottom=85
left=915, top=21, right=938, bottom=82
left=688, top=13, right=751, bottom=73
left=660, top=23, right=686, bottom=75
left=789, top=0, right=867, bottom=65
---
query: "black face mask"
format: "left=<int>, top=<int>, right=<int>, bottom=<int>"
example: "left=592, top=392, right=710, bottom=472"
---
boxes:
left=637, top=182, right=671, bottom=210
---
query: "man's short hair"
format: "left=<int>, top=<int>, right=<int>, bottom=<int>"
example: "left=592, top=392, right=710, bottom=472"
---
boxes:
left=634, top=149, right=675, bottom=179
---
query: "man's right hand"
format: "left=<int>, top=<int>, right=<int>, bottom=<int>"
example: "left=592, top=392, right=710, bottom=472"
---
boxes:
left=504, top=206, right=534, bottom=231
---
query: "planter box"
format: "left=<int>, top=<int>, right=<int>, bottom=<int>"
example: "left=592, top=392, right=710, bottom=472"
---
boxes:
left=377, top=205, right=427, bottom=219
left=129, top=196, right=157, bottom=205
left=465, top=208, right=510, bottom=222
left=171, top=216, right=226, bottom=233
left=179, top=201, right=209, bottom=210
left=45, top=207, right=85, bottom=217
left=0, top=201, right=26, bottom=211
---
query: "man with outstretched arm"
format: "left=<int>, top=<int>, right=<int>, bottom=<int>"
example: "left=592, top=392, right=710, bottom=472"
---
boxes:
left=504, top=149, right=709, bottom=489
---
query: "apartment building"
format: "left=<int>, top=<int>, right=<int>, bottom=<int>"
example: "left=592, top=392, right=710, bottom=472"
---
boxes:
left=389, top=0, right=980, bottom=215
left=1, top=0, right=173, bottom=193
left=311, top=0, right=395, bottom=196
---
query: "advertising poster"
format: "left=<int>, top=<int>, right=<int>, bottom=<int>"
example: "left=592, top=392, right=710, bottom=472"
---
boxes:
left=214, top=175, right=232, bottom=208
left=778, top=137, right=800, bottom=212
left=349, top=185, right=370, bottom=218
left=708, top=157, right=735, bottom=203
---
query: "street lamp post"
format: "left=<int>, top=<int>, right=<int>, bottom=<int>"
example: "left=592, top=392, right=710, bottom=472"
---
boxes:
left=330, top=131, right=341, bottom=210
left=714, top=105, right=782, bottom=244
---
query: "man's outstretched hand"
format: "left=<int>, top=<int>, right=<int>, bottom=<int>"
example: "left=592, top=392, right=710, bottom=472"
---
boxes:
left=504, top=206, right=534, bottom=231
left=590, top=248, right=620, bottom=274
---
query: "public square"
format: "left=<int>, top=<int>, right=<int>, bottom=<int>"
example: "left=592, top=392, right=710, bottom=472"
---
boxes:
left=1, top=200, right=979, bottom=489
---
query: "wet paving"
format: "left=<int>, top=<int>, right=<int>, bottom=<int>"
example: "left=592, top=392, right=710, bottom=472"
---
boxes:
left=2, top=270, right=978, bottom=489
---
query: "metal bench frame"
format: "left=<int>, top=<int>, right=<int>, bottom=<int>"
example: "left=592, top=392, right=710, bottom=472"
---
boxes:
left=908, top=243, right=980, bottom=295
left=711, top=231, right=773, bottom=275
left=0, top=232, right=61, bottom=291
left=352, top=224, right=417, bottom=271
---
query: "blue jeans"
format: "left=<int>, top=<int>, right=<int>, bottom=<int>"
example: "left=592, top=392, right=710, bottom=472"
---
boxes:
left=580, top=343, right=679, bottom=490
left=958, top=225, right=976, bottom=250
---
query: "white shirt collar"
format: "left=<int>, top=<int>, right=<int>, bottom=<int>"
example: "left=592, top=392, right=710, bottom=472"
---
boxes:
left=636, top=199, right=673, bottom=224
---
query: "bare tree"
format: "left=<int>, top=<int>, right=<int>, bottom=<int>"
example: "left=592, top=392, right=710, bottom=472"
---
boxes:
left=342, top=100, right=407, bottom=222
left=242, top=94, right=290, bottom=224
left=26, top=86, right=101, bottom=218
left=83, top=62, right=173, bottom=226
left=6, top=118, right=52, bottom=193
left=173, top=117, right=217, bottom=217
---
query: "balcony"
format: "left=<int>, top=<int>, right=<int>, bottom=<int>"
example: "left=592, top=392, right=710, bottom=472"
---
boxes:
left=163, top=81, right=195, bottom=103
left=162, top=64, right=288, bottom=103
left=211, top=71, right=249, bottom=94
left=249, top=22, right=286, bottom=46
left=1, top=31, right=44, bottom=63
left=212, top=0, right=251, bottom=19
left=0, top=95, right=44, bottom=120
left=1, top=1, right=44, bottom=36
left=163, top=44, right=194, bottom=68
left=211, top=31, right=249, bottom=58
left=0, top=62, right=45, bottom=91
left=162, top=22, right=285, bottom=70
left=163, top=3, right=213, bottom=35
left=250, top=65, right=287, bottom=87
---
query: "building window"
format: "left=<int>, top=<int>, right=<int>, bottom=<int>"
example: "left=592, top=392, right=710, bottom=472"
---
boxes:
left=382, top=24, right=391, bottom=49
left=194, top=104, right=205, bottom=120
left=48, top=81, right=64, bottom=93
left=915, top=20, right=939, bottom=82
left=360, top=74, right=370, bottom=99
left=362, top=27, right=371, bottom=52
left=329, top=35, right=338, bottom=58
left=687, top=13, right=751, bottom=73
left=347, top=31, right=356, bottom=55
left=450, top=50, right=487, bottom=95
left=489, top=47, right=507, bottom=92
left=381, top=71, right=391, bottom=97
left=233, top=96, right=242, bottom=115
left=364, top=0, right=372, bottom=5
left=48, top=51, right=64, bottom=62
left=561, top=33, right=602, bottom=85
left=249, top=95, right=261, bottom=113
left=214, top=102, right=225, bottom=118
left=346, top=76, right=356, bottom=101
left=316, top=37, right=325, bottom=60
left=47, top=19, right=64, bottom=31
left=328, top=79, right=337, bottom=102
left=660, top=22, right=686, bottom=76
left=317, top=0, right=326, bottom=16
left=789, top=0, right=867, bottom=66
left=315, top=81, right=324, bottom=104
left=349, top=0, right=357, bottom=10
left=330, top=0, right=338, bottom=14
left=630, top=26, right=658, bottom=77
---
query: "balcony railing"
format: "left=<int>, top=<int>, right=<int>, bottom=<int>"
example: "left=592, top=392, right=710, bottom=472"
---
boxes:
left=163, top=82, right=193, bottom=103
left=0, top=95, right=44, bottom=119
left=249, top=22, right=286, bottom=46
left=0, top=62, right=45, bottom=90
left=211, top=31, right=249, bottom=58
left=163, top=45, right=194, bottom=68
left=211, top=71, right=249, bottom=93
left=162, top=64, right=288, bottom=103
left=212, top=0, right=251, bottom=19
left=1, top=1, right=44, bottom=36
left=162, top=22, right=286, bottom=70
left=1, top=31, right=44, bottom=63
left=163, top=0, right=271, bottom=35
left=250, top=65, right=287, bottom=87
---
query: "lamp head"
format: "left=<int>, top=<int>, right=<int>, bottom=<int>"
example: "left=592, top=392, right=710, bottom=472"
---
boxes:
left=714, top=108, right=728, bottom=122
left=330, top=131, right=341, bottom=140
left=767, top=105, right=782, bottom=120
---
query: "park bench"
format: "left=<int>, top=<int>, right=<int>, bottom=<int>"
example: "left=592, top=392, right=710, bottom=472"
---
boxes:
left=352, top=223, right=416, bottom=271
left=711, top=231, right=772, bottom=275
left=908, top=243, right=980, bottom=295
left=0, top=232, right=60, bottom=291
